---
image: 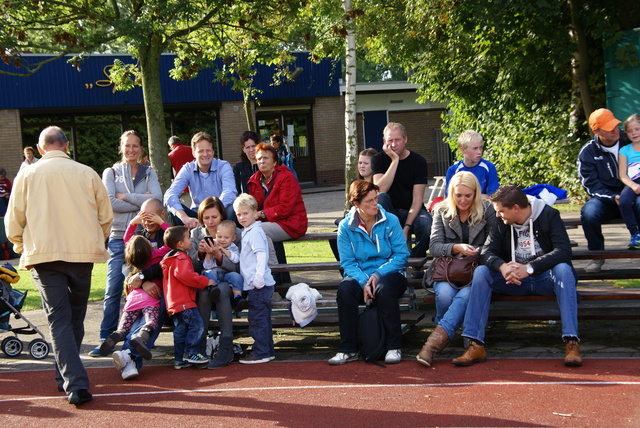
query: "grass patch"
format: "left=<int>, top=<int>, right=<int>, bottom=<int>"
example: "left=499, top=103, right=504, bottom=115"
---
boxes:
left=11, top=239, right=336, bottom=311
left=14, top=263, right=108, bottom=312
left=614, top=279, right=640, bottom=288
left=283, top=239, right=336, bottom=264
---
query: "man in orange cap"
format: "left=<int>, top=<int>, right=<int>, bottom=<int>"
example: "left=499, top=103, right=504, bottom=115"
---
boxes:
left=578, top=108, right=636, bottom=272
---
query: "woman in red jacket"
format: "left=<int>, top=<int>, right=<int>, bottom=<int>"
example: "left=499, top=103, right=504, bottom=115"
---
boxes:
left=248, top=144, right=308, bottom=281
left=248, top=143, right=308, bottom=239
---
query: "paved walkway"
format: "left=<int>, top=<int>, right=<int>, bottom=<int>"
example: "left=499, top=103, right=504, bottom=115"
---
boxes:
left=2, top=186, right=640, bottom=373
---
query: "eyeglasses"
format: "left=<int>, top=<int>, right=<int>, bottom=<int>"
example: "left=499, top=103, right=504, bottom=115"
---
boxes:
left=361, top=196, right=379, bottom=205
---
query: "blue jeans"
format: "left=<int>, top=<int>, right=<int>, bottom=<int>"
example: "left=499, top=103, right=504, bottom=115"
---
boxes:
left=31, top=261, right=93, bottom=393
left=247, top=286, right=274, bottom=358
left=580, top=197, right=639, bottom=250
left=100, top=238, right=125, bottom=339
left=122, top=296, right=166, bottom=370
left=433, top=281, right=472, bottom=339
left=172, top=307, right=204, bottom=360
left=619, top=182, right=640, bottom=234
left=462, top=264, right=579, bottom=344
left=377, top=192, right=432, bottom=257
left=203, top=269, right=244, bottom=293
left=336, top=273, right=408, bottom=353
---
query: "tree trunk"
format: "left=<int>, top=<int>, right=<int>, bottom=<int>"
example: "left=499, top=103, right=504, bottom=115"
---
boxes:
left=138, top=35, right=171, bottom=191
left=569, top=0, right=593, bottom=133
left=243, top=88, right=256, bottom=132
left=343, top=0, right=358, bottom=212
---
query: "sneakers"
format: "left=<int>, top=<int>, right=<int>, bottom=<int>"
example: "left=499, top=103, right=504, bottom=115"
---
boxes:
left=328, top=352, right=359, bottom=366
left=384, top=349, right=402, bottom=364
left=630, top=231, right=640, bottom=250
left=174, top=360, right=190, bottom=370
left=112, top=349, right=139, bottom=380
left=585, top=259, right=605, bottom=273
left=184, top=353, right=209, bottom=364
left=88, top=339, right=105, bottom=357
left=239, top=354, right=271, bottom=364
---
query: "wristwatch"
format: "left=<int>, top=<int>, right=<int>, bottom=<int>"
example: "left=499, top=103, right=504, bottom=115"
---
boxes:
left=260, top=210, right=266, bottom=219
left=526, top=264, right=534, bottom=275
left=137, top=272, right=145, bottom=281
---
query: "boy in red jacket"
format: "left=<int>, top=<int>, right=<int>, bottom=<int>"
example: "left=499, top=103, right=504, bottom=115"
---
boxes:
left=161, top=226, right=215, bottom=367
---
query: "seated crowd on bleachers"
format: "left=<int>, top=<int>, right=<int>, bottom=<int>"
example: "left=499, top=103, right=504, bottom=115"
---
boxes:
left=6, top=111, right=638, bottom=389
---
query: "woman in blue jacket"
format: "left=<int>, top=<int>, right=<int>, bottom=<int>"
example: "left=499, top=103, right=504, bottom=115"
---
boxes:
left=329, top=180, right=409, bottom=366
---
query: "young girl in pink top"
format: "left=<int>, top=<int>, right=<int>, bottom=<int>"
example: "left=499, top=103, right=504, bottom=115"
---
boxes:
left=99, top=235, right=161, bottom=360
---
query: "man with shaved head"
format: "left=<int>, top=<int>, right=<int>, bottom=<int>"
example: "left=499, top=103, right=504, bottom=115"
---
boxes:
left=5, top=126, right=113, bottom=405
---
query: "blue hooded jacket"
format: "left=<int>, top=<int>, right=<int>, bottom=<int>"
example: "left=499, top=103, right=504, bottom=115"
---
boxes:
left=337, top=205, right=409, bottom=287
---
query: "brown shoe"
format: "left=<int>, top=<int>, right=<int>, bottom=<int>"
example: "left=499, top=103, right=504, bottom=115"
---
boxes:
left=564, top=340, right=582, bottom=367
left=452, top=340, right=486, bottom=366
left=417, top=325, right=450, bottom=367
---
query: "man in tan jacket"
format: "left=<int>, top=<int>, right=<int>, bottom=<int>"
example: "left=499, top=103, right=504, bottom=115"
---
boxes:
left=5, top=126, right=113, bottom=406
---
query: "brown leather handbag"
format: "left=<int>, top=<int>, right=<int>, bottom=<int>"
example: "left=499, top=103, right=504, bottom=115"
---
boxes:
left=431, top=255, right=479, bottom=289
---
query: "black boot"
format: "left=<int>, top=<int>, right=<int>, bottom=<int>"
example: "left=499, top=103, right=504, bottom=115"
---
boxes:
left=207, top=336, right=234, bottom=369
left=131, top=327, right=153, bottom=360
left=99, top=331, right=124, bottom=356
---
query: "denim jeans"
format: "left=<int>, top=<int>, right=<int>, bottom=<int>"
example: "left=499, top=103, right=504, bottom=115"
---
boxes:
left=433, top=281, right=472, bottom=339
left=377, top=192, right=432, bottom=257
left=247, top=286, right=274, bottom=358
left=123, top=296, right=166, bottom=370
left=172, top=307, right=204, bottom=359
left=580, top=197, right=637, bottom=250
left=100, top=238, right=125, bottom=339
left=31, top=261, right=93, bottom=393
left=619, top=181, right=640, bottom=234
left=203, top=269, right=244, bottom=293
left=462, top=264, right=579, bottom=344
left=336, top=273, right=408, bottom=353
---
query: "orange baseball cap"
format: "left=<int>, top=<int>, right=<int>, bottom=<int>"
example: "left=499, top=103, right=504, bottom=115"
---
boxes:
left=588, top=108, right=621, bottom=132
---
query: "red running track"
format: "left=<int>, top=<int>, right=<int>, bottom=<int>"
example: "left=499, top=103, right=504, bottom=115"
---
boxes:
left=1, top=359, right=639, bottom=427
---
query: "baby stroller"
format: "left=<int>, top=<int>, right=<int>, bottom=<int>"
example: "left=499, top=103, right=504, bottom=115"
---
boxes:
left=0, top=263, right=50, bottom=359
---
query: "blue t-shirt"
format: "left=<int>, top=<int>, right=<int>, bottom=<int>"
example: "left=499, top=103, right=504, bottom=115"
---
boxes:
left=445, top=158, right=500, bottom=196
left=620, top=144, right=640, bottom=181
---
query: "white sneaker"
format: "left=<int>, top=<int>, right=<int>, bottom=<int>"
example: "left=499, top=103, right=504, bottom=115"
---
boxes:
left=121, top=360, right=139, bottom=380
left=328, top=352, right=359, bottom=366
left=585, top=259, right=605, bottom=273
left=113, top=349, right=139, bottom=380
left=112, top=349, right=131, bottom=371
left=384, top=349, right=402, bottom=364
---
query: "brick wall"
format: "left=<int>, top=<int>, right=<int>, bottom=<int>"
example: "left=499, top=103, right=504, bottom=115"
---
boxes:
left=218, top=101, right=250, bottom=165
left=312, top=97, right=346, bottom=184
left=389, top=109, right=446, bottom=177
left=0, top=110, right=24, bottom=181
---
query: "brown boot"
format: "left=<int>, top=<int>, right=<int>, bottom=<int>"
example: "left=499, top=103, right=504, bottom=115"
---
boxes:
left=564, top=340, right=582, bottom=367
left=416, top=325, right=450, bottom=367
left=452, top=340, right=486, bottom=366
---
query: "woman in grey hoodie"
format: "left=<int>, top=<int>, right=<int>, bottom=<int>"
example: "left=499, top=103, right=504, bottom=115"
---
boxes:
left=90, top=130, right=162, bottom=367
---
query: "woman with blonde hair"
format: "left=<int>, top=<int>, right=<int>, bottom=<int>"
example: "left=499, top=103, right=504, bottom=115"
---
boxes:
left=417, top=171, right=495, bottom=367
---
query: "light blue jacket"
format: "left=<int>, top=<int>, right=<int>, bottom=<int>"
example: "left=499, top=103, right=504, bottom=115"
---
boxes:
left=337, top=205, right=409, bottom=287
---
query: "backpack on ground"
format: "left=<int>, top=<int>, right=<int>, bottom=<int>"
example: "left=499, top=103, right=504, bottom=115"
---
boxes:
left=358, top=300, right=386, bottom=366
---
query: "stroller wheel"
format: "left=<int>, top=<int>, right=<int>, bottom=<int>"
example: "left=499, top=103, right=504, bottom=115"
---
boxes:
left=29, top=339, right=50, bottom=360
left=1, top=337, right=23, bottom=357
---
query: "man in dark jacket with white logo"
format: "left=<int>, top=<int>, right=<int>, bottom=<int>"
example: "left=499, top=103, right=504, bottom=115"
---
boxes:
left=452, top=185, right=582, bottom=368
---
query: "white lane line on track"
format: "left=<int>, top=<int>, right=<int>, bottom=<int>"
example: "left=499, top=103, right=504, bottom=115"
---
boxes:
left=2, top=381, right=640, bottom=403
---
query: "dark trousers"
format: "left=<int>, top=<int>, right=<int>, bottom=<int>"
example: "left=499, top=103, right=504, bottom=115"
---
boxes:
left=31, top=261, right=93, bottom=393
left=247, top=286, right=274, bottom=358
left=336, top=273, right=407, bottom=353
